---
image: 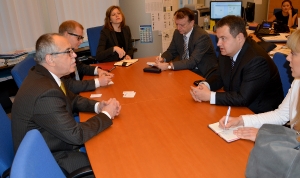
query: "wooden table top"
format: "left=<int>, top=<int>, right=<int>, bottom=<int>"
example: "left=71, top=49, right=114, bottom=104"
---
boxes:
left=80, top=57, right=254, bottom=178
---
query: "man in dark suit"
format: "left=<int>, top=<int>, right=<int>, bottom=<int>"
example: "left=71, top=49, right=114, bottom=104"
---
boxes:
left=11, top=33, right=121, bottom=174
left=190, top=15, right=284, bottom=114
left=59, top=20, right=113, bottom=94
left=155, top=7, right=218, bottom=77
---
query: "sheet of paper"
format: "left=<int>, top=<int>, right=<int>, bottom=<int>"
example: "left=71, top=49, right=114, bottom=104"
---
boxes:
left=123, top=91, right=136, bottom=98
left=90, top=94, right=102, bottom=98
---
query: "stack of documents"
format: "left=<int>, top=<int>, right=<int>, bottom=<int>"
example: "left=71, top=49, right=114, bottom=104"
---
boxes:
left=262, top=33, right=289, bottom=43
left=114, top=59, right=138, bottom=67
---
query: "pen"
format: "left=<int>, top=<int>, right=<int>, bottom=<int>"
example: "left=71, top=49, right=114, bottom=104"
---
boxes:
left=108, top=66, right=116, bottom=72
left=159, top=53, right=161, bottom=58
left=224, top=106, right=231, bottom=128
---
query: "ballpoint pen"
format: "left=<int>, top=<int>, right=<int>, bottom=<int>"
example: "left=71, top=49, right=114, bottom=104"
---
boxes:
left=224, top=106, right=231, bottom=129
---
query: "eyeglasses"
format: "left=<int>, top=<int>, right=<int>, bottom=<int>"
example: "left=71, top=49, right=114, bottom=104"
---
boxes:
left=50, top=48, right=75, bottom=57
left=67, top=32, right=84, bottom=41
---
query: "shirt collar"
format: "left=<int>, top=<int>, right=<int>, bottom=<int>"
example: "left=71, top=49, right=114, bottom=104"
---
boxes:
left=48, top=71, right=62, bottom=87
left=184, top=27, right=193, bottom=39
left=232, top=49, right=241, bottom=62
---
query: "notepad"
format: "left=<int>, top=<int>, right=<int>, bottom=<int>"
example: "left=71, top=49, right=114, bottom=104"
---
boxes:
left=114, top=59, right=139, bottom=67
left=208, top=122, right=242, bottom=142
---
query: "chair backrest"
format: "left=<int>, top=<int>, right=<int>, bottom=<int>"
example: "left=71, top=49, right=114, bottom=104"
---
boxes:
left=11, top=54, right=36, bottom=88
left=0, top=104, right=14, bottom=177
left=10, top=129, right=65, bottom=178
left=87, top=25, right=104, bottom=57
left=273, top=52, right=293, bottom=97
left=209, top=33, right=219, bottom=57
left=273, top=8, right=298, bottom=15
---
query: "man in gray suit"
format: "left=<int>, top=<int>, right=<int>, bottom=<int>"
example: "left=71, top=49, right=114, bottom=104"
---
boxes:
left=12, top=33, right=121, bottom=174
left=155, top=7, right=218, bottom=78
left=59, top=20, right=113, bottom=94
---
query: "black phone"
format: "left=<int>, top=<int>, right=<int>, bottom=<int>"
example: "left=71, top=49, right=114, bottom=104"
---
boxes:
left=255, top=22, right=272, bottom=35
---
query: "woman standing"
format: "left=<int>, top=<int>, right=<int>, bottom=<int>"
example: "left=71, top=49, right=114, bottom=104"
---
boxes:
left=268, top=0, right=298, bottom=27
left=96, top=6, right=134, bottom=62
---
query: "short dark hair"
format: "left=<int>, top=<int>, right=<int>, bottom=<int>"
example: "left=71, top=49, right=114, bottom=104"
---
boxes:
left=35, top=33, right=61, bottom=63
left=104, top=6, right=126, bottom=31
left=215, top=15, right=247, bottom=38
left=174, top=7, right=194, bottom=22
left=58, top=20, right=84, bottom=34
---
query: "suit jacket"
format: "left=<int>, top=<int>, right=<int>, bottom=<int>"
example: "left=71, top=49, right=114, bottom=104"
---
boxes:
left=206, top=37, right=284, bottom=114
left=96, top=25, right=133, bottom=62
left=11, top=64, right=112, bottom=173
left=162, top=25, right=218, bottom=77
left=61, top=60, right=96, bottom=94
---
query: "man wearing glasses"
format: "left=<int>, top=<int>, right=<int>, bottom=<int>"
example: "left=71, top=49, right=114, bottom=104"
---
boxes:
left=59, top=20, right=113, bottom=94
left=12, top=33, right=121, bottom=175
left=155, top=7, right=218, bottom=78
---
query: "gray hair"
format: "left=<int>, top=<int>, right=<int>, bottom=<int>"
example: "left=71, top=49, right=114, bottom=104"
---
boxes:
left=35, top=33, right=61, bottom=63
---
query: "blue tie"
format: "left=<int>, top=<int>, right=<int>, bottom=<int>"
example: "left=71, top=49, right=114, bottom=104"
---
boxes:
left=182, top=35, right=189, bottom=60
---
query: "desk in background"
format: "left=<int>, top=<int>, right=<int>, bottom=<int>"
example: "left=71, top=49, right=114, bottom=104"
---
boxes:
left=80, top=57, right=254, bottom=178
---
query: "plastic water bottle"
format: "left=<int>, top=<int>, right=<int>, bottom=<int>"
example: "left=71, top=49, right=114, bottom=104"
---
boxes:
left=204, top=15, right=209, bottom=30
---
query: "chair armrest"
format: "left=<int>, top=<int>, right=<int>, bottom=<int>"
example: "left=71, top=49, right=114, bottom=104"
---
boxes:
left=67, top=165, right=94, bottom=178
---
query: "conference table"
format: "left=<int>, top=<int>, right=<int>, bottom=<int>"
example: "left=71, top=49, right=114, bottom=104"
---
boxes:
left=79, top=56, right=254, bottom=178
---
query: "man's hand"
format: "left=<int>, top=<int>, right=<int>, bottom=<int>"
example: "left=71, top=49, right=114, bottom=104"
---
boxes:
left=190, top=84, right=211, bottom=102
left=98, top=68, right=114, bottom=77
left=155, top=62, right=169, bottom=71
left=98, top=98, right=121, bottom=119
left=155, top=55, right=164, bottom=62
left=97, top=75, right=112, bottom=86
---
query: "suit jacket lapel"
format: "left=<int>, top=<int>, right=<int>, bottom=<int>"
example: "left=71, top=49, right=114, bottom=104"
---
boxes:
left=230, top=38, right=250, bottom=79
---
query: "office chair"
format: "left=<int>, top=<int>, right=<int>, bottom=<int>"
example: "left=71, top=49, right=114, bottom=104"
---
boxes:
left=273, top=52, right=293, bottom=97
left=0, top=104, right=14, bottom=178
left=11, top=54, right=36, bottom=88
left=209, top=33, right=220, bottom=57
left=87, top=25, right=104, bottom=59
left=273, top=8, right=298, bottom=27
left=10, top=129, right=93, bottom=178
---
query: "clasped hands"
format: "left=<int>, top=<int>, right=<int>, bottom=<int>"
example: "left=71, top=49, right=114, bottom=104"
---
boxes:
left=190, top=83, right=211, bottom=102
left=97, top=68, right=114, bottom=86
left=114, top=46, right=131, bottom=59
left=98, top=98, right=121, bottom=119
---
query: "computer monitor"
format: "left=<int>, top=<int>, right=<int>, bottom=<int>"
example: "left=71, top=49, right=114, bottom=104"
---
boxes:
left=210, top=1, right=243, bottom=21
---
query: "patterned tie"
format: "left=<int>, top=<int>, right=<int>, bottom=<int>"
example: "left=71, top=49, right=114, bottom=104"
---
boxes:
left=60, top=82, right=66, bottom=95
left=182, top=35, right=189, bottom=60
left=230, top=57, right=235, bottom=70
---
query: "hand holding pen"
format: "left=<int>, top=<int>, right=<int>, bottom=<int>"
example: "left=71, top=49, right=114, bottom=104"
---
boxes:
left=155, top=53, right=163, bottom=62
